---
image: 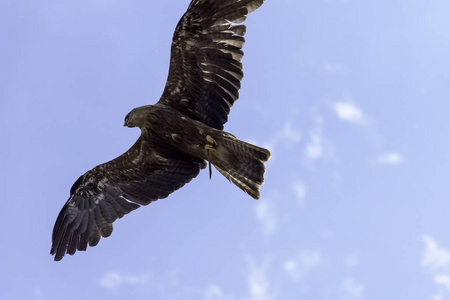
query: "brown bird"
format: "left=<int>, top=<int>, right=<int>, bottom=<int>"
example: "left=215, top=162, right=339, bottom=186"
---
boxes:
left=51, top=0, right=270, bottom=261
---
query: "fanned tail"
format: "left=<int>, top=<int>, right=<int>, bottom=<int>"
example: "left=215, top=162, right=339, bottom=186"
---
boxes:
left=209, top=133, right=270, bottom=199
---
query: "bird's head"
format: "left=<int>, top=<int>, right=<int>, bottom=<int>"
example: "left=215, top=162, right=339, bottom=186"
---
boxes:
left=124, top=105, right=153, bottom=129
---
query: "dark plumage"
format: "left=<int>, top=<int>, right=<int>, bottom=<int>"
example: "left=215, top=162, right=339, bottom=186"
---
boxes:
left=51, top=0, right=269, bottom=261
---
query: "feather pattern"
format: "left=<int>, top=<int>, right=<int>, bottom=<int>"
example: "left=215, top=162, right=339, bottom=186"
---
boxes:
left=208, top=132, right=270, bottom=200
left=159, top=0, right=265, bottom=130
left=51, top=0, right=267, bottom=261
left=50, top=137, right=206, bottom=261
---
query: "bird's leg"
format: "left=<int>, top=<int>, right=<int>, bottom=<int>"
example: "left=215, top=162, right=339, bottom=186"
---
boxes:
left=204, top=135, right=217, bottom=179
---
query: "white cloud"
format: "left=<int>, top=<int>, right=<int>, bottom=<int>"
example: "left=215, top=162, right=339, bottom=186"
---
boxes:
left=306, top=132, right=323, bottom=159
left=422, top=236, right=450, bottom=300
left=204, top=284, right=225, bottom=300
left=303, top=115, right=335, bottom=163
left=99, top=271, right=150, bottom=289
left=435, top=275, right=450, bottom=289
left=246, top=263, right=274, bottom=300
left=293, top=180, right=307, bottom=205
left=100, top=272, right=122, bottom=289
left=255, top=119, right=301, bottom=166
left=254, top=201, right=277, bottom=235
left=338, top=278, right=365, bottom=300
left=284, top=250, right=323, bottom=280
left=334, top=102, right=365, bottom=124
left=279, top=121, right=302, bottom=144
left=422, top=236, right=450, bottom=271
left=305, top=116, right=325, bottom=160
left=262, top=120, right=301, bottom=156
left=375, top=152, right=404, bottom=166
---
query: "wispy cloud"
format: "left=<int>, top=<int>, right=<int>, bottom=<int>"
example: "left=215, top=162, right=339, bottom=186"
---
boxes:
left=305, top=131, right=323, bottom=159
left=422, top=236, right=450, bottom=300
left=338, top=277, right=365, bottom=300
left=435, top=274, right=450, bottom=289
left=246, top=262, right=274, bottom=300
left=203, top=260, right=275, bottom=300
left=292, top=180, right=307, bottom=205
left=253, top=119, right=301, bottom=166
left=374, top=152, right=404, bottom=166
left=422, top=236, right=450, bottom=271
left=304, top=115, right=335, bottom=163
left=262, top=120, right=301, bottom=155
left=284, top=250, right=323, bottom=280
left=279, top=120, right=302, bottom=144
left=304, top=116, right=328, bottom=161
left=99, top=271, right=150, bottom=289
left=254, top=200, right=277, bottom=235
left=204, top=284, right=226, bottom=300
left=334, top=102, right=366, bottom=124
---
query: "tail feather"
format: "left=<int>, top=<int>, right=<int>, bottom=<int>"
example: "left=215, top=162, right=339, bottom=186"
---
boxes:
left=210, top=133, right=270, bottom=199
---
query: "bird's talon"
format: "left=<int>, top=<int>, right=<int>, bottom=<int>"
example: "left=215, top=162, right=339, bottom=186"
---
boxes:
left=205, top=135, right=217, bottom=149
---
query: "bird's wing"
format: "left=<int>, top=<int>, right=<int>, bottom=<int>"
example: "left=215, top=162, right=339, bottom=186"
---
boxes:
left=158, top=0, right=264, bottom=130
left=50, top=137, right=206, bottom=261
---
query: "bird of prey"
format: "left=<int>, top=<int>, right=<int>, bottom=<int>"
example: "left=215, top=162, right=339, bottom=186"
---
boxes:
left=51, top=0, right=270, bottom=261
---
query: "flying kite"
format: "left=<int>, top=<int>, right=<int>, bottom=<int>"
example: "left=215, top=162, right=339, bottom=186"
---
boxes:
left=51, top=0, right=270, bottom=261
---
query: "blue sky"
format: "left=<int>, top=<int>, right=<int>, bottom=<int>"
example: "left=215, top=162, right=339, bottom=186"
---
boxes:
left=2, top=0, right=450, bottom=299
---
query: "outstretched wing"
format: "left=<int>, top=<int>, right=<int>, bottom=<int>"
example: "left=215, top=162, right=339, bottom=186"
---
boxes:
left=50, top=137, right=206, bottom=261
left=158, top=0, right=264, bottom=130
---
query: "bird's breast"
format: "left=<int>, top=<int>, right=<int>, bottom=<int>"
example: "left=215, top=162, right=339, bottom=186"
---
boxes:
left=145, top=106, right=211, bottom=159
